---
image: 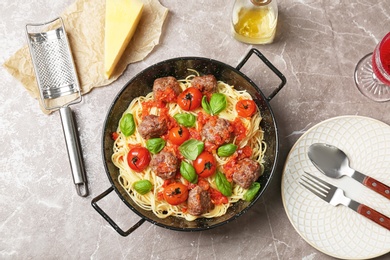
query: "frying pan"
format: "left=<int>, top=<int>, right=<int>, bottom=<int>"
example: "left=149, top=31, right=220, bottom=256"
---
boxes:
left=91, top=48, right=286, bottom=236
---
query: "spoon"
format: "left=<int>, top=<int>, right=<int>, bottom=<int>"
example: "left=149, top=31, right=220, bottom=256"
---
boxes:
left=308, top=143, right=390, bottom=200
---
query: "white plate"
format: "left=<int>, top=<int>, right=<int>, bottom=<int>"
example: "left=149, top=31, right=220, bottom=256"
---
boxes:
left=282, top=116, right=390, bottom=259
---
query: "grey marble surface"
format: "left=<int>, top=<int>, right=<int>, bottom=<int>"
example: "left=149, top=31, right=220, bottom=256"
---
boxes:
left=1, top=0, right=390, bottom=259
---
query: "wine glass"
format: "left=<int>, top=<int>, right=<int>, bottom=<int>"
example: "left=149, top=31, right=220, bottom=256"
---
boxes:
left=354, top=32, right=390, bottom=102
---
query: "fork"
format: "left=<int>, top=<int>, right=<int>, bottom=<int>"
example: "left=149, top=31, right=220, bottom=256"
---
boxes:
left=300, top=171, right=390, bottom=231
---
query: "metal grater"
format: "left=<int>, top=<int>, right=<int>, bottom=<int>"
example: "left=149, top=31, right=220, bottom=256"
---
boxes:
left=26, top=17, right=88, bottom=197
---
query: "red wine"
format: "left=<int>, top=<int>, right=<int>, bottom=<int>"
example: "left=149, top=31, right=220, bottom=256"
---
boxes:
left=372, top=32, right=390, bottom=85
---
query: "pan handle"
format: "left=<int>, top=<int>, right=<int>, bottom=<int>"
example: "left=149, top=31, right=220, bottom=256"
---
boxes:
left=236, top=48, right=286, bottom=101
left=91, top=186, right=146, bottom=236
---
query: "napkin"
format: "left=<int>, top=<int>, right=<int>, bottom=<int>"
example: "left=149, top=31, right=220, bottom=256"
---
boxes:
left=3, top=0, right=168, bottom=114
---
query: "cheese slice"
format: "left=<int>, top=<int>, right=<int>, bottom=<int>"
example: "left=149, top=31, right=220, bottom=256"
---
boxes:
left=104, top=0, right=144, bottom=79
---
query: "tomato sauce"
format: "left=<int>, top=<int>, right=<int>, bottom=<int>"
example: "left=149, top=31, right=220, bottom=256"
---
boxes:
left=209, top=188, right=228, bottom=205
left=204, top=141, right=218, bottom=153
left=231, top=118, right=247, bottom=142
left=157, top=191, right=164, bottom=201
left=189, top=128, right=202, bottom=140
left=223, top=158, right=236, bottom=181
left=237, top=145, right=252, bottom=160
left=196, top=111, right=209, bottom=131
left=197, top=178, right=210, bottom=190
left=159, top=107, right=177, bottom=130
left=127, top=143, right=142, bottom=150
left=111, top=132, right=119, bottom=141
left=141, top=100, right=166, bottom=118
left=155, top=87, right=178, bottom=103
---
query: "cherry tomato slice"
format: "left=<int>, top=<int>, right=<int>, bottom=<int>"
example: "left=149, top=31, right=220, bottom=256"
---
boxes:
left=168, top=126, right=190, bottom=145
left=177, top=87, right=202, bottom=111
left=163, top=182, right=189, bottom=205
left=127, top=147, right=151, bottom=172
left=193, top=151, right=216, bottom=178
left=236, top=99, right=257, bottom=117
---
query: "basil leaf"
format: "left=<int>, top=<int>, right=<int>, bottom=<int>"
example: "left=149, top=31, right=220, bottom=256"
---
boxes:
left=179, top=139, right=204, bottom=160
left=201, top=96, right=212, bottom=114
left=180, top=161, right=198, bottom=183
left=210, top=93, right=227, bottom=115
left=133, top=180, right=153, bottom=195
left=146, top=138, right=166, bottom=154
left=217, top=143, right=237, bottom=157
left=174, top=113, right=196, bottom=127
left=215, top=171, right=232, bottom=197
left=243, top=182, right=261, bottom=202
left=120, top=113, right=136, bottom=137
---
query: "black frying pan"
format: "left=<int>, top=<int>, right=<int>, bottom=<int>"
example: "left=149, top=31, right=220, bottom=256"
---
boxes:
left=91, top=48, right=286, bottom=236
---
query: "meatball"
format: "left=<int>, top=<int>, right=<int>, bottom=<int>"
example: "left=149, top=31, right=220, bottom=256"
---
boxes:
left=153, top=76, right=182, bottom=102
left=187, top=186, right=214, bottom=216
left=138, top=115, right=168, bottom=139
left=201, top=118, right=232, bottom=146
left=191, top=75, right=217, bottom=95
left=233, top=158, right=261, bottom=189
left=150, top=151, right=178, bottom=180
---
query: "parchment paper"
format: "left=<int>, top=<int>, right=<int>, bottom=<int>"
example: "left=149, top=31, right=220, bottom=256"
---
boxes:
left=3, top=0, right=168, bottom=114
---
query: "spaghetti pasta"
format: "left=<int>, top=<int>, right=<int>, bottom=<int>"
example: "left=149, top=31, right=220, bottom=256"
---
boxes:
left=112, top=72, right=266, bottom=221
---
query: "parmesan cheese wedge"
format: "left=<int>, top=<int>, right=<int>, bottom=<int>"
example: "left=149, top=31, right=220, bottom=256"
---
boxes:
left=104, top=0, right=144, bottom=79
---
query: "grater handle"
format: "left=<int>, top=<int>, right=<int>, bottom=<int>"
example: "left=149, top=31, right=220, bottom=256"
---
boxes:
left=59, top=106, right=88, bottom=197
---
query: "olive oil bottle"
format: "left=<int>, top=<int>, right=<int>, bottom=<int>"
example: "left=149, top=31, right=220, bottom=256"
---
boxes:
left=232, top=0, right=278, bottom=44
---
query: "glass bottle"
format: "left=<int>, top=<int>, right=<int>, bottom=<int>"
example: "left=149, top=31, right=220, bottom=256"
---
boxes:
left=231, top=0, right=278, bottom=44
